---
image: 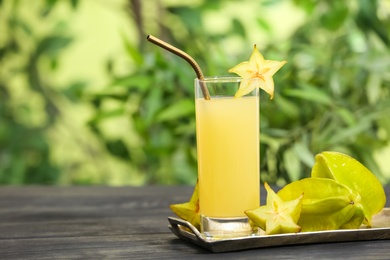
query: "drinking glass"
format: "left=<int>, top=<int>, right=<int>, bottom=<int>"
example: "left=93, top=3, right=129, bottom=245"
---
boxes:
left=195, top=76, right=260, bottom=238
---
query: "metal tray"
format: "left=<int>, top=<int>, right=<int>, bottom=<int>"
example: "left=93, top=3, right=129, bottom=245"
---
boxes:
left=168, top=208, right=390, bottom=253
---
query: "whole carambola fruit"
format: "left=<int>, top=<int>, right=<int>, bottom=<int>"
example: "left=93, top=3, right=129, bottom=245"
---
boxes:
left=278, top=177, right=365, bottom=232
left=311, top=151, right=386, bottom=226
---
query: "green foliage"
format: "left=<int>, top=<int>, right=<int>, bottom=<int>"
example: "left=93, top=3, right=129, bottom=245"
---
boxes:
left=0, top=0, right=97, bottom=185
left=1, top=0, right=390, bottom=185
left=96, top=0, right=390, bottom=185
left=88, top=50, right=198, bottom=184
left=0, top=0, right=76, bottom=184
left=267, top=0, right=390, bottom=186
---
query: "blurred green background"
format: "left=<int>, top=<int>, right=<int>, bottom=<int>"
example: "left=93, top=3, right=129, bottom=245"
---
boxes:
left=1, top=0, right=390, bottom=186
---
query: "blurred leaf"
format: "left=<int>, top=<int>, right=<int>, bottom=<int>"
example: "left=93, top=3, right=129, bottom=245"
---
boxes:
left=293, top=141, right=314, bottom=168
left=232, top=18, right=246, bottom=38
left=62, top=81, right=88, bottom=102
left=274, top=94, right=300, bottom=119
left=156, top=99, right=194, bottom=122
left=356, top=0, right=389, bottom=45
left=122, top=34, right=143, bottom=65
left=109, top=75, right=152, bottom=91
left=256, top=18, right=271, bottom=33
left=70, top=0, right=79, bottom=9
left=36, top=35, right=73, bottom=58
left=9, top=16, right=32, bottom=36
left=292, top=0, right=316, bottom=14
left=105, top=139, right=130, bottom=160
left=361, top=56, right=390, bottom=73
left=283, top=84, right=333, bottom=106
left=143, top=87, right=163, bottom=125
left=320, top=1, right=349, bottom=31
left=283, top=147, right=301, bottom=181
left=168, top=6, right=202, bottom=32
left=201, top=0, right=225, bottom=10
left=378, top=117, right=390, bottom=140
left=335, top=108, right=356, bottom=126
left=365, top=72, right=382, bottom=104
left=327, top=121, right=371, bottom=146
left=41, top=0, right=59, bottom=17
left=89, top=108, right=125, bottom=124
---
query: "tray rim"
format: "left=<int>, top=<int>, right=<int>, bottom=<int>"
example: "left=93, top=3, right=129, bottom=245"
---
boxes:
left=168, top=208, right=390, bottom=253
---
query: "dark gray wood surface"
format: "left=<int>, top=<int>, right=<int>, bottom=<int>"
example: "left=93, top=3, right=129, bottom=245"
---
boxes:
left=0, top=185, right=389, bottom=259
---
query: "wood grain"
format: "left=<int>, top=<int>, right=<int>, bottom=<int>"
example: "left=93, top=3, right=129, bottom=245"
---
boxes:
left=0, top=186, right=389, bottom=259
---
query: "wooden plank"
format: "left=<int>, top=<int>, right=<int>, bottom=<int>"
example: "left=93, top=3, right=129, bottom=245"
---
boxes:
left=0, top=186, right=184, bottom=239
left=1, top=233, right=389, bottom=259
left=0, top=186, right=389, bottom=259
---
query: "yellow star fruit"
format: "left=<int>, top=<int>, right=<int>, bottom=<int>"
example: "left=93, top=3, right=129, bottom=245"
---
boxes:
left=170, top=181, right=200, bottom=230
left=311, top=151, right=386, bottom=226
left=228, top=45, right=287, bottom=99
left=245, top=182, right=303, bottom=235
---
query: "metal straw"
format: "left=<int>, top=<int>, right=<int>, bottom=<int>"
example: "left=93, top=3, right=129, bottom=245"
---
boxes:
left=146, top=35, right=210, bottom=100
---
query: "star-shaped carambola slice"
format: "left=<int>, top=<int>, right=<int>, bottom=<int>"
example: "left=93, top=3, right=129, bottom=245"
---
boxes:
left=245, top=182, right=303, bottom=235
left=170, top=181, right=200, bottom=230
left=228, top=45, right=287, bottom=99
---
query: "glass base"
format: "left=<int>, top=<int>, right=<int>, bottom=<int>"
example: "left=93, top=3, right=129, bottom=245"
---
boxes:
left=200, top=215, right=259, bottom=239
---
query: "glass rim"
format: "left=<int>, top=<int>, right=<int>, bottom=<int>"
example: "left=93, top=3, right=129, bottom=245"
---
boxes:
left=195, top=76, right=243, bottom=83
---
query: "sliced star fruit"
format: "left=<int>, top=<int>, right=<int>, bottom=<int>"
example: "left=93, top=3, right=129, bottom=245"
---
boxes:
left=228, top=45, right=287, bottom=99
left=245, top=182, right=303, bottom=235
left=170, top=181, right=200, bottom=230
left=311, top=151, right=386, bottom=226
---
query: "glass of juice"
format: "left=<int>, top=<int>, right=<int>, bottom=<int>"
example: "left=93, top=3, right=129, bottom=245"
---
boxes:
left=195, top=76, right=260, bottom=239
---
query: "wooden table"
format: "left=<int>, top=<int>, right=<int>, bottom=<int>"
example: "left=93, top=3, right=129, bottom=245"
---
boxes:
left=1, top=185, right=389, bottom=259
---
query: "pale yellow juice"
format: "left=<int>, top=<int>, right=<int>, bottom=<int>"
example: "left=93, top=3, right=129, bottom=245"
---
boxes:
left=196, top=96, right=260, bottom=218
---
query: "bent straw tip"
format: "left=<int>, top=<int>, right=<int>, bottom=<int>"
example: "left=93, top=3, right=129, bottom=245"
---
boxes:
left=145, top=34, right=211, bottom=100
